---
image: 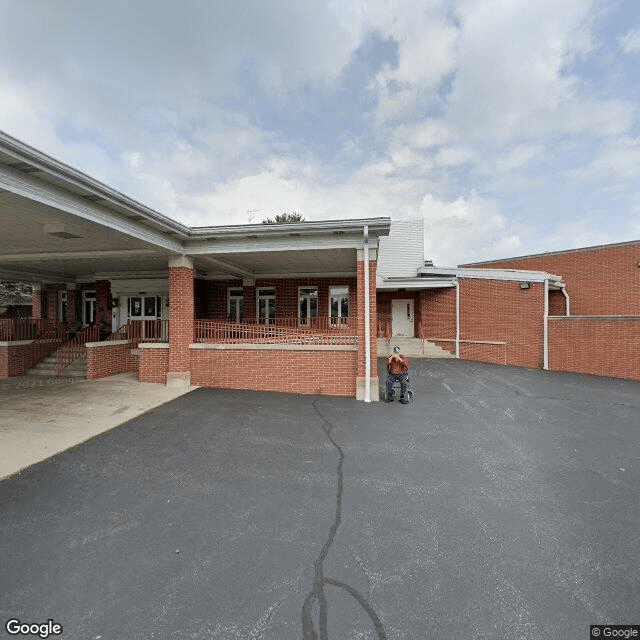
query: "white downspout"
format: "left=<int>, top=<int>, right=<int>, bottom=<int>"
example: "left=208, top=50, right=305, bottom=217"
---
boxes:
left=561, top=285, right=571, bottom=316
left=455, top=278, right=460, bottom=359
left=543, top=278, right=549, bottom=370
left=364, top=224, right=371, bottom=403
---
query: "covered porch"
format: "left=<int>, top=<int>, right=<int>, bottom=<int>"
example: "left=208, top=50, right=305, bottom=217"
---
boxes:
left=0, top=129, right=389, bottom=399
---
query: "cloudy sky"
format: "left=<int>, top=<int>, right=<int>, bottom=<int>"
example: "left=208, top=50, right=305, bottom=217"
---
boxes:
left=1, top=0, right=639, bottom=265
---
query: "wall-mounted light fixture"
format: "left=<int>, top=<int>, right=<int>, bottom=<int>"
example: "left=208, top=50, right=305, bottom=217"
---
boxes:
left=520, top=282, right=530, bottom=289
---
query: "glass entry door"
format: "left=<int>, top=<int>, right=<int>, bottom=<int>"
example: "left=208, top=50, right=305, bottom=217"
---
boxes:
left=128, top=296, right=162, bottom=320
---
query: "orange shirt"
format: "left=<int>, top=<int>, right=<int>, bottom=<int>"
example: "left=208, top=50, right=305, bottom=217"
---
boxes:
left=387, top=354, right=409, bottom=374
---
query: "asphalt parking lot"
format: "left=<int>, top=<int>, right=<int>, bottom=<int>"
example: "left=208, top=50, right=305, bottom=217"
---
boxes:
left=1, top=359, right=639, bottom=639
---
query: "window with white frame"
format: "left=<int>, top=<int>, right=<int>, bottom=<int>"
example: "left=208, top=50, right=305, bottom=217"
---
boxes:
left=298, top=287, right=318, bottom=325
left=82, top=290, right=97, bottom=325
left=329, top=286, right=349, bottom=324
left=58, top=290, right=68, bottom=324
left=257, top=287, right=276, bottom=322
left=228, top=287, right=244, bottom=321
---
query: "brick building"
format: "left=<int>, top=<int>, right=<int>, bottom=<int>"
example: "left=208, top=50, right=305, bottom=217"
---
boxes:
left=0, top=130, right=387, bottom=399
left=376, top=222, right=639, bottom=382
left=462, top=243, right=640, bottom=381
left=1, top=130, right=638, bottom=392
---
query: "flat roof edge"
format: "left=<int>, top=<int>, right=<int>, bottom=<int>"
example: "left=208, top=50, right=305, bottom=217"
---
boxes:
left=460, top=238, right=640, bottom=265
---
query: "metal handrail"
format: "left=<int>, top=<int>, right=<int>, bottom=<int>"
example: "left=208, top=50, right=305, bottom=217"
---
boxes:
left=108, top=319, right=168, bottom=348
left=55, top=325, right=99, bottom=374
left=195, top=317, right=356, bottom=345
left=0, top=318, right=67, bottom=341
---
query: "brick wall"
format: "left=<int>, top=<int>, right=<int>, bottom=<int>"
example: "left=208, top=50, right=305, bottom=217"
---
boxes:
left=459, top=278, right=545, bottom=368
left=0, top=339, right=62, bottom=378
left=190, top=345, right=358, bottom=396
left=86, top=341, right=137, bottom=380
left=139, top=345, right=169, bottom=384
left=468, top=241, right=640, bottom=316
left=195, top=277, right=358, bottom=320
left=418, top=288, right=457, bottom=347
left=549, top=317, right=640, bottom=381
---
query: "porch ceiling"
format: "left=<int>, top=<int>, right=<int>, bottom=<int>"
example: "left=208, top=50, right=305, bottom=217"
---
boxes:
left=0, top=189, right=172, bottom=282
left=0, top=130, right=390, bottom=285
left=195, top=247, right=357, bottom=280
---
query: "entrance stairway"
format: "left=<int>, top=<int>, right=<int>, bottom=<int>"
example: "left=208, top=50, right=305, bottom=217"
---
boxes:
left=26, top=354, right=87, bottom=379
left=377, top=337, right=454, bottom=359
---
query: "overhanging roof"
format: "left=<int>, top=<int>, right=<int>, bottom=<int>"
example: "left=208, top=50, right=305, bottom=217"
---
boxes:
left=0, top=130, right=391, bottom=283
left=380, top=266, right=566, bottom=290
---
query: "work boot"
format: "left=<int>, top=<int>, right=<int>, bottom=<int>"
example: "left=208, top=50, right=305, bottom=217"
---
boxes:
left=385, top=395, right=394, bottom=403
left=399, top=396, right=409, bottom=404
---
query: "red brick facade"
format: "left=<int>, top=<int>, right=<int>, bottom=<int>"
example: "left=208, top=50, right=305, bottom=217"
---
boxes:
left=39, top=282, right=112, bottom=327
left=470, top=241, right=640, bottom=316
left=168, top=264, right=194, bottom=376
left=0, top=339, right=62, bottom=378
left=11, top=239, right=638, bottom=389
left=191, top=346, right=358, bottom=396
left=86, top=341, right=137, bottom=380
left=139, top=345, right=169, bottom=384
left=549, top=317, right=640, bottom=381
left=419, top=288, right=457, bottom=345
left=462, top=241, right=640, bottom=380
left=195, top=277, right=357, bottom=320
left=459, top=278, right=545, bottom=368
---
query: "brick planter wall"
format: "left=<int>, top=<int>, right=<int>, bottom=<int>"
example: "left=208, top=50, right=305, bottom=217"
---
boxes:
left=190, top=344, right=358, bottom=397
left=139, top=344, right=170, bottom=384
left=86, top=341, right=137, bottom=380
left=0, top=339, right=62, bottom=378
left=549, top=317, right=640, bottom=381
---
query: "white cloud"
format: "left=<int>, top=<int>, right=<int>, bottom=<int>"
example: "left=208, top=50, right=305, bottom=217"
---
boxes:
left=619, top=27, right=640, bottom=53
left=420, top=192, right=522, bottom=266
left=0, top=0, right=637, bottom=267
left=445, top=0, right=598, bottom=145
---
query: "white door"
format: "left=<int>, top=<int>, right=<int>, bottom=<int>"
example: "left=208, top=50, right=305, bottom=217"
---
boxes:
left=392, top=299, right=414, bottom=337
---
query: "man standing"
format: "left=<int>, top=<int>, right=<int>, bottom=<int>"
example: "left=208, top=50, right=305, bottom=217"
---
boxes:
left=385, top=346, right=410, bottom=404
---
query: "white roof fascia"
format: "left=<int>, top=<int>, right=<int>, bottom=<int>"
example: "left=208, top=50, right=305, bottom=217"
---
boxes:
left=184, top=220, right=391, bottom=256
left=186, top=217, right=391, bottom=240
left=419, top=266, right=564, bottom=285
left=0, top=163, right=185, bottom=254
left=0, top=130, right=190, bottom=240
left=201, top=270, right=356, bottom=280
left=378, top=277, right=456, bottom=290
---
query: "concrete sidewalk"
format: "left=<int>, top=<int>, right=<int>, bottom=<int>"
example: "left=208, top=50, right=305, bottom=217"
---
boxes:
left=0, top=373, right=196, bottom=480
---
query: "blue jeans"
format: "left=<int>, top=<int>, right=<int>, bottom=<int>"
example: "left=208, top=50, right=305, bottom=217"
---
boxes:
left=386, top=373, right=409, bottom=398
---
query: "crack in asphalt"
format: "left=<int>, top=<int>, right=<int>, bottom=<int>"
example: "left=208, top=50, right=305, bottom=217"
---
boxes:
left=301, top=399, right=387, bottom=640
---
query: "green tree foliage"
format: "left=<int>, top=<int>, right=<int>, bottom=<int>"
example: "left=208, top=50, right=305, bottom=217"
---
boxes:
left=0, top=282, right=32, bottom=316
left=262, top=212, right=305, bottom=224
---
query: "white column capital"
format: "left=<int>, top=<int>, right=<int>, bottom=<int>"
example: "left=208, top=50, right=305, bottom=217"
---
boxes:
left=168, top=255, right=194, bottom=269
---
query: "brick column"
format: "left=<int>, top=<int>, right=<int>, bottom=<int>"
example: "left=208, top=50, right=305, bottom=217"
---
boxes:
left=243, top=278, right=255, bottom=320
left=67, top=285, right=79, bottom=325
left=356, top=248, right=379, bottom=401
left=167, top=256, right=194, bottom=387
left=31, top=283, right=42, bottom=319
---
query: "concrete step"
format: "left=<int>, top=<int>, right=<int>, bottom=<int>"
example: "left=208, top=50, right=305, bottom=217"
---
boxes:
left=27, top=355, right=87, bottom=377
left=378, top=338, right=455, bottom=359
